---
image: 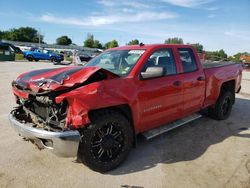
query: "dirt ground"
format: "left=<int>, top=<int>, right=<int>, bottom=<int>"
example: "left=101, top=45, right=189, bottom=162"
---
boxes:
left=0, top=61, right=250, bottom=188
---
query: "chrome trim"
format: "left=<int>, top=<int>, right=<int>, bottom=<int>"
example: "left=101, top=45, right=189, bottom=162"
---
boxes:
left=8, top=113, right=80, bottom=157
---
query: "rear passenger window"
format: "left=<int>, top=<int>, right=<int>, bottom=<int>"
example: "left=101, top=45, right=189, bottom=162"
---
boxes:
left=142, top=49, right=177, bottom=76
left=178, top=48, right=197, bottom=73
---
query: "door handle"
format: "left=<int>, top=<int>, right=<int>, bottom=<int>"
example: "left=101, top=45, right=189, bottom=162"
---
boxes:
left=173, top=81, right=182, bottom=86
left=197, top=76, right=205, bottom=81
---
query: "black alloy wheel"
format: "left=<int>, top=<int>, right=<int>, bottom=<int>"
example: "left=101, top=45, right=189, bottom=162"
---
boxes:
left=77, top=110, right=133, bottom=172
left=91, top=122, right=124, bottom=162
left=208, top=91, right=233, bottom=120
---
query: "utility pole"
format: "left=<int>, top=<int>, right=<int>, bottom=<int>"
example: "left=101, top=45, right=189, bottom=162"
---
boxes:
left=38, top=28, right=41, bottom=48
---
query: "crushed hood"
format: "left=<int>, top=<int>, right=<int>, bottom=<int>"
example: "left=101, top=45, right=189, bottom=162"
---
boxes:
left=12, top=66, right=119, bottom=94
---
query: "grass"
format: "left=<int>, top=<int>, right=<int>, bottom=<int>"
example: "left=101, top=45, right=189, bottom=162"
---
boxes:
left=15, top=53, right=24, bottom=60
left=64, top=55, right=73, bottom=62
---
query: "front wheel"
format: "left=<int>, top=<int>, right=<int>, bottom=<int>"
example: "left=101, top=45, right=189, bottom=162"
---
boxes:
left=50, top=57, right=56, bottom=63
left=53, top=60, right=61, bottom=65
left=208, top=91, right=234, bottom=120
left=77, top=110, right=133, bottom=172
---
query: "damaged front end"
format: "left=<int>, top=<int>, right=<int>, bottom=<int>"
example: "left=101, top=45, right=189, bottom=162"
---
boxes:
left=12, top=95, right=68, bottom=132
left=9, top=66, right=119, bottom=157
left=9, top=92, right=80, bottom=157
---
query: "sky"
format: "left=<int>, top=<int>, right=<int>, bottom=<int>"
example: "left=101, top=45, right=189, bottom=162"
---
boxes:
left=0, top=0, right=249, bottom=55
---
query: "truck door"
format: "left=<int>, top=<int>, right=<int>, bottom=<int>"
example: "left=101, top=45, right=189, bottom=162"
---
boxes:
left=43, top=50, right=51, bottom=60
left=34, top=49, right=42, bottom=59
left=137, top=48, right=183, bottom=132
left=177, top=48, right=205, bottom=115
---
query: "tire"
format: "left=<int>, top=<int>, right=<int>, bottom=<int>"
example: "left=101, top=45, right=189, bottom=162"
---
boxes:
left=27, top=55, right=33, bottom=62
left=208, top=91, right=234, bottom=120
left=50, top=57, right=56, bottom=63
left=53, top=60, right=61, bottom=65
left=77, top=110, right=133, bottom=172
left=34, top=59, right=39, bottom=62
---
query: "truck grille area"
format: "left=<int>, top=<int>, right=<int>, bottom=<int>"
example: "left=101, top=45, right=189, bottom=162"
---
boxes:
left=13, top=96, right=68, bottom=132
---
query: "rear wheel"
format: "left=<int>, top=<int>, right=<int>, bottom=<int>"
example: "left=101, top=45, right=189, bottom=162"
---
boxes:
left=34, top=58, right=39, bottom=62
left=77, top=110, right=133, bottom=172
left=27, top=55, right=33, bottom=61
left=208, top=91, right=234, bottom=120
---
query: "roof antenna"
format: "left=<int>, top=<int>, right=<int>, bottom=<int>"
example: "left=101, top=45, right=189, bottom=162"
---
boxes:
left=139, top=42, right=144, bottom=47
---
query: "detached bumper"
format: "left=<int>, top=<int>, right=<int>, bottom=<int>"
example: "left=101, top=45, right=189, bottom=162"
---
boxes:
left=8, top=113, right=80, bottom=157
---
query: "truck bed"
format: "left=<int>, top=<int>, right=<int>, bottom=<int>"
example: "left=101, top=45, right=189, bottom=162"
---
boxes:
left=202, top=61, right=238, bottom=69
left=202, top=61, right=242, bottom=108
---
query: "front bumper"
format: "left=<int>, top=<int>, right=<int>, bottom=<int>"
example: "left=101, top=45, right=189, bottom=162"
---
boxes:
left=9, top=113, right=80, bottom=157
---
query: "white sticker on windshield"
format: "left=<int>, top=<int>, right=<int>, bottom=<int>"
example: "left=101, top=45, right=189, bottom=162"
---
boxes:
left=128, top=50, right=145, bottom=55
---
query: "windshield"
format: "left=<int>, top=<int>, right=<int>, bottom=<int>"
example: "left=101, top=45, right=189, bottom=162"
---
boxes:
left=84, top=50, right=145, bottom=76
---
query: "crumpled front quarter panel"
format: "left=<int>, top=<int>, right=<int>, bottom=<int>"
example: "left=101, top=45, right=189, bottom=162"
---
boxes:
left=56, top=78, right=139, bottom=130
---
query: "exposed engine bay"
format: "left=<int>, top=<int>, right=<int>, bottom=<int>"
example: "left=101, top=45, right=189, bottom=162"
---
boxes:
left=12, top=96, right=68, bottom=132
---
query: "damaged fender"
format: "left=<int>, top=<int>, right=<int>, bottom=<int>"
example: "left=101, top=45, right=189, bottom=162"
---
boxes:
left=55, top=80, right=133, bottom=129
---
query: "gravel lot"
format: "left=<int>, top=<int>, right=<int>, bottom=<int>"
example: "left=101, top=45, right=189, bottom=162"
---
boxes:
left=0, top=61, right=250, bottom=188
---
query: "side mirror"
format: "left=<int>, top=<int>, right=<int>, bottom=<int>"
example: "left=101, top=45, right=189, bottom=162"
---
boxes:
left=140, top=67, right=165, bottom=80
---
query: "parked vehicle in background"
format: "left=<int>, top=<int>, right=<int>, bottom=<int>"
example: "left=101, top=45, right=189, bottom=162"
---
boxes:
left=0, top=43, right=15, bottom=61
left=79, top=54, right=92, bottom=62
left=77, top=51, right=93, bottom=62
left=23, top=48, right=64, bottom=63
left=9, top=44, right=242, bottom=172
left=0, top=42, right=22, bottom=54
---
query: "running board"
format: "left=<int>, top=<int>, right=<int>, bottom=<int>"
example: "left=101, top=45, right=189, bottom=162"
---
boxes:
left=142, top=113, right=202, bottom=140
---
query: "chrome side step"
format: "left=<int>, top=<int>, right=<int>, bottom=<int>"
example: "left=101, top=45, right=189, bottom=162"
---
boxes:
left=142, top=113, right=202, bottom=140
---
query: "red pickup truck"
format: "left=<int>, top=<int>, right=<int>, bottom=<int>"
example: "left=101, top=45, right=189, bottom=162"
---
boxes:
left=9, top=44, right=242, bottom=172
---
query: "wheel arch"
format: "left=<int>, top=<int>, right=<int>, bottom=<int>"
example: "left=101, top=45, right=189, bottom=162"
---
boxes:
left=220, top=79, right=236, bottom=103
left=26, top=54, right=33, bottom=58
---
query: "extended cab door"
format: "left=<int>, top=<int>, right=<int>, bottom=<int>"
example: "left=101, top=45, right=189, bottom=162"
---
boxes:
left=177, top=48, right=205, bottom=115
left=137, top=48, right=183, bottom=132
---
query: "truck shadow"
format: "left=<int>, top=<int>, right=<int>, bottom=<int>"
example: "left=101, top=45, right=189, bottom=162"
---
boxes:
left=108, top=97, right=250, bottom=175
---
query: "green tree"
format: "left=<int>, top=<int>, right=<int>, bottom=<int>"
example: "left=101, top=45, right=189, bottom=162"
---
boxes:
left=127, top=39, right=139, bottom=45
left=83, top=33, right=104, bottom=48
left=165, top=37, right=183, bottom=44
left=218, top=49, right=227, bottom=59
left=93, top=40, right=103, bottom=49
left=84, top=38, right=94, bottom=48
left=84, top=33, right=95, bottom=48
left=105, top=40, right=119, bottom=49
left=228, top=52, right=250, bottom=62
left=192, top=43, right=203, bottom=53
left=232, top=53, right=243, bottom=61
left=0, top=30, right=4, bottom=40
left=1, top=27, right=44, bottom=43
left=205, top=49, right=228, bottom=61
left=56, top=36, right=72, bottom=45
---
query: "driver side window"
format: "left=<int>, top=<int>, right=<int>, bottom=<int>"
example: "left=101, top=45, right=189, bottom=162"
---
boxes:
left=142, top=49, right=177, bottom=76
